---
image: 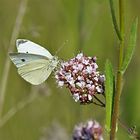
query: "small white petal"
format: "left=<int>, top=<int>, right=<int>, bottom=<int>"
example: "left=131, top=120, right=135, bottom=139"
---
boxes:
left=88, top=94, right=92, bottom=101
left=76, top=81, right=85, bottom=88
left=81, top=81, right=86, bottom=87
left=93, top=123, right=100, bottom=128
left=83, top=59, right=89, bottom=65
left=94, top=77, right=98, bottom=81
left=65, top=73, right=75, bottom=86
left=89, top=85, right=95, bottom=91
left=86, top=79, right=93, bottom=84
left=69, top=80, right=75, bottom=87
left=96, top=86, right=103, bottom=93
left=69, top=60, right=74, bottom=65
left=65, top=73, right=72, bottom=80
left=58, top=70, right=64, bottom=75
left=99, top=137, right=104, bottom=140
left=93, top=121, right=101, bottom=129
left=58, top=81, right=64, bottom=86
left=99, top=75, right=105, bottom=82
left=76, top=53, right=83, bottom=60
left=86, top=84, right=91, bottom=88
left=55, top=75, right=59, bottom=79
left=78, top=76, right=84, bottom=81
left=94, top=63, right=98, bottom=69
left=93, top=56, right=97, bottom=61
left=76, top=82, right=82, bottom=87
left=73, top=93, right=80, bottom=102
left=88, top=56, right=92, bottom=59
left=78, top=63, right=83, bottom=70
left=87, top=120, right=94, bottom=129
left=83, top=94, right=87, bottom=97
left=73, top=69, right=78, bottom=73
left=73, top=65, right=78, bottom=70
left=61, top=62, right=69, bottom=67
left=86, top=66, right=93, bottom=74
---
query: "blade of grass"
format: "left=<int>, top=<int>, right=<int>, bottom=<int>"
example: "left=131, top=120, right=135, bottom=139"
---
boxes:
left=121, top=17, right=138, bottom=74
left=105, top=60, right=114, bottom=132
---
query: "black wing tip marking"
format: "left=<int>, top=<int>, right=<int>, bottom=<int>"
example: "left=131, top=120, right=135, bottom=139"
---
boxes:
left=16, top=39, right=28, bottom=47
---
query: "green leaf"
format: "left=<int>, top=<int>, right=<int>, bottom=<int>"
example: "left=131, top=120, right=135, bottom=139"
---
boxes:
left=121, top=17, right=138, bottom=73
left=109, top=0, right=122, bottom=41
left=105, top=60, right=114, bottom=132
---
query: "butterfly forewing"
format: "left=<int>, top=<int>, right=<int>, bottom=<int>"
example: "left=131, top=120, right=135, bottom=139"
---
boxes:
left=16, top=39, right=53, bottom=59
left=9, top=53, right=48, bottom=68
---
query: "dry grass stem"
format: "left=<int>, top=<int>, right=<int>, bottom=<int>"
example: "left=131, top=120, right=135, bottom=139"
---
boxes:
left=0, top=0, right=28, bottom=118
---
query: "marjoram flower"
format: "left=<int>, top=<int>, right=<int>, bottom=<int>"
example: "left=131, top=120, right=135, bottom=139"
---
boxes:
left=72, top=120, right=103, bottom=140
left=55, top=53, right=105, bottom=104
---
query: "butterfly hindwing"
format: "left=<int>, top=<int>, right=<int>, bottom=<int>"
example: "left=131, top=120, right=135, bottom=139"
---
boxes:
left=16, top=39, right=53, bottom=59
left=9, top=53, right=53, bottom=85
left=18, top=59, right=52, bottom=85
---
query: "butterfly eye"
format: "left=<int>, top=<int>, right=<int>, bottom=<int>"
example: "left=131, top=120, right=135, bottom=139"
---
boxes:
left=21, top=59, right=25, bottom=62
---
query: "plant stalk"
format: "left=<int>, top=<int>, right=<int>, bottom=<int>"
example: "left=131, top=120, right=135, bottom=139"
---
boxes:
left=77, top=0, right=85, bottom=52
left=0, top=0, right=28, bottom=119
left=0, top=92, right=37, bottom=128
left=110, top=0, right=125, bottom=139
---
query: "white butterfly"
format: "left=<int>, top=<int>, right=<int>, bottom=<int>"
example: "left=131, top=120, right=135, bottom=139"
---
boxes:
left=9, top=39, right=59, bottom=85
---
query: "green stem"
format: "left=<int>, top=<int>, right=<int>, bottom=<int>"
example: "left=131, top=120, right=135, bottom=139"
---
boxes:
left=93, top=95, right=106, bottom=107
left=76, top=0, right=85, bottom=122
left=118, top=118, right=140, bottom=140
left=110, top=0, right=125, bottom=139
left=77, top=0, right=85, bottom=52
left=0, top=92, right=37, bottom=128
left=92, top=102, right=105, bottom=107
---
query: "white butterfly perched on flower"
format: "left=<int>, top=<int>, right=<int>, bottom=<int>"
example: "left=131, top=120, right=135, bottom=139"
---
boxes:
left=9, top=39, right=59, bottom=85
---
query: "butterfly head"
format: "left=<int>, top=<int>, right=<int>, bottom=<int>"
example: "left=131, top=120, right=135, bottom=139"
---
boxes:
left=50, top=56, right=59, bottom=69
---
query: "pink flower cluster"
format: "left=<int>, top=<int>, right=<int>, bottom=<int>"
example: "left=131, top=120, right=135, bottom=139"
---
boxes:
left=73, top=120, right=103, bottom=140
left=55, top=53, right=105, bottom=104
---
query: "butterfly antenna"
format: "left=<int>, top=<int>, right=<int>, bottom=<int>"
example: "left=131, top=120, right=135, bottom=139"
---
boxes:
left=55, top=40, right=68, bottom=55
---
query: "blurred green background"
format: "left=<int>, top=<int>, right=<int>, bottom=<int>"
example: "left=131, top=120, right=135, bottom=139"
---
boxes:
left=0, top=0, right=140, bottom=139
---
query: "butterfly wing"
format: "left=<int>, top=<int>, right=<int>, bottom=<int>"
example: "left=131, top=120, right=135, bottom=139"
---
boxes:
left=16, top=39, right=53, bottom=59
left=18, top=60, right=52, bottom=85
left=9, top=53, right=53, bottom=85
left=9, top=53, right=47, bottom=67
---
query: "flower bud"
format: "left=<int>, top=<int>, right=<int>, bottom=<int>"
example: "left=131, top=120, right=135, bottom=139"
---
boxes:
left=72, top=120, right=103, bottom=140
